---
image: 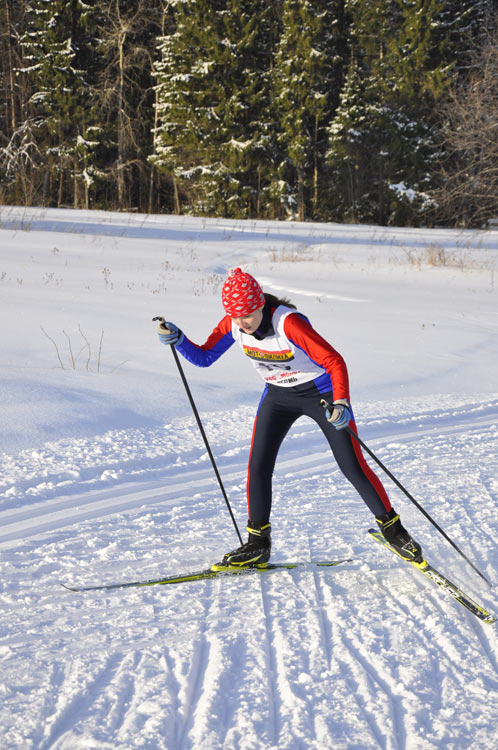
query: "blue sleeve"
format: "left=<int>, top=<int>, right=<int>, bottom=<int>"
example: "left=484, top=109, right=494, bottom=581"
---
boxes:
left=175, top=317, right=235, bottom=367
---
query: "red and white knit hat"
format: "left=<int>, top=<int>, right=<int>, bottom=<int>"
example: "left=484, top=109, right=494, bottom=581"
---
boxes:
left=221, top=268, right=265, bottom=317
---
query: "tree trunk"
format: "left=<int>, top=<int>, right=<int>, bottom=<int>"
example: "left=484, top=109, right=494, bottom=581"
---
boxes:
left=297, top=165, right=305, bottom=222
left=4, top=1, right=17, bottom=136
left=117, top=29, right=126, bottom=209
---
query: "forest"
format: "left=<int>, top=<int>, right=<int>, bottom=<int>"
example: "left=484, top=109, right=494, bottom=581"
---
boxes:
left=1, top=0, right=497, bottom=227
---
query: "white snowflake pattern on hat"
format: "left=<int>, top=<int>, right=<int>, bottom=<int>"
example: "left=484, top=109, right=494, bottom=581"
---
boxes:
left=222, top=268, right=265, bottom=316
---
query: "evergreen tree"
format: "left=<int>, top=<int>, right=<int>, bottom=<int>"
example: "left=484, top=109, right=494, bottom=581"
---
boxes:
left=326, top=0, right=454, bottom=225
left=152, top=0, right=276, bottom=218
left=431, top=0, right=495, bottom=73
left=0, top=0, right=30, bottom=203
left=16, top=0, right=101, bottom=207
left=0, top=1, right=25, bottom=144
left=1, top=0, right=493, bottom=221
left=272, top=0, right=346, bottom=221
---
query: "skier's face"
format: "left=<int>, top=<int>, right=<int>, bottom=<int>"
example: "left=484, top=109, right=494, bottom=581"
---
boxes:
left=232, top=306, right=264, bottom=334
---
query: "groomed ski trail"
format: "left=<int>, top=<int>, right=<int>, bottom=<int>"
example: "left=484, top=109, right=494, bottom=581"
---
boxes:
left=1, top=397, right=497, bottom=548
left=1, top=399, right=498, bottom=749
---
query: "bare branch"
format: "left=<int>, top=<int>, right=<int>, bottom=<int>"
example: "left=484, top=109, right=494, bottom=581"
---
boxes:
left=40, top=326, right=65, bottom=369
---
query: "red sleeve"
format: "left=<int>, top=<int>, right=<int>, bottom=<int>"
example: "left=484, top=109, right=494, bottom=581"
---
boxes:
left=283, top=313, right=350, bottom=401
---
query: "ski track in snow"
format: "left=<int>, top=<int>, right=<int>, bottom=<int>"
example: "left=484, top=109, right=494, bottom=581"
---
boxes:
left=1, top=399, right=498, bottom=749
left=1, top=210, right=498, bottom=749
left=1, top=396, right=498, bottom=547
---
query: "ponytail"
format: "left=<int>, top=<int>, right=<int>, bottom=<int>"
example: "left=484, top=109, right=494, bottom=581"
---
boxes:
left=264, top=292, right=296, bottom=310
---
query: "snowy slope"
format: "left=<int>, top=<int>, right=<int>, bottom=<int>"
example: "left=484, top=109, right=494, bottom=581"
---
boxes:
left=1, top=206, right=498, bottom=749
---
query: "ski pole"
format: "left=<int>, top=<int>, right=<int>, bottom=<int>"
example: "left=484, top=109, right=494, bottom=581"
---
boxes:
left=153, top=317, right=243, bottom=545
left=344, top=425, right=491, bottom=586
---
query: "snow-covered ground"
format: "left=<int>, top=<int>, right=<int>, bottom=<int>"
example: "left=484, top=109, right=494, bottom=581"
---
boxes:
left=1, top=206, right=498, bottom=749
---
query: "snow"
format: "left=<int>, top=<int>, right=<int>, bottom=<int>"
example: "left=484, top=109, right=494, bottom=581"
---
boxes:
left=1, top=205, right=498, bottom=749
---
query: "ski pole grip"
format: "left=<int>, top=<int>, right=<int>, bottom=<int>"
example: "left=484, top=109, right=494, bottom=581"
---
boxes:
left=152, top=316, right=172, bottom=333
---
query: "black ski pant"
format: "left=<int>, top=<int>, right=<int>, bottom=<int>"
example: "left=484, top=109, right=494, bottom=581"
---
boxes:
left=247, top=383, right=392, bottom=525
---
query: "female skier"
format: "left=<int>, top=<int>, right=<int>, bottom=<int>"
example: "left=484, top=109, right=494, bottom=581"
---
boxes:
left=157, top=268, right=422, bottom=568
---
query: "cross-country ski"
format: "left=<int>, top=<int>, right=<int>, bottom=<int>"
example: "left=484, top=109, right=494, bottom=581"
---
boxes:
left=62, top=559, right=352, bottom=592
left=368, top=530, right=496, bottom=624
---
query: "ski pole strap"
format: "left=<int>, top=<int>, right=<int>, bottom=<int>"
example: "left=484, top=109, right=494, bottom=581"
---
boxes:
left=345, top=425, right=491, bottom=587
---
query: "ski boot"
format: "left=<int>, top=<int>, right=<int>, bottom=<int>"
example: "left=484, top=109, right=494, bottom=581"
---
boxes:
left=212, top=521, right=271, bottom=571
left=376, top=508, right=423, bottom=563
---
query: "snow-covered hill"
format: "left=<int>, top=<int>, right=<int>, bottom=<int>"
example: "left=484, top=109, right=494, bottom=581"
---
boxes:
left=1, top=206, right=498, bottom=749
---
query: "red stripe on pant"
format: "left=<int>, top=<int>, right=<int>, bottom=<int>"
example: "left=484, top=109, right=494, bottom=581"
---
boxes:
left=348, top=421, right=392, bottom=514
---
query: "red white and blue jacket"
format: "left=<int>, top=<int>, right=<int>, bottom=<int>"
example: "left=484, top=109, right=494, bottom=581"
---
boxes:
left=176, top=303, right=350, bottom=401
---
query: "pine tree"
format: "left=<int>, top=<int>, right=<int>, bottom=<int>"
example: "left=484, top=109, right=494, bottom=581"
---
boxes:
left=0, top=1, right=24, bottom=144
left=16, top=0, right=101, bottom=207
left=430, top=0, right=495, bottom=73
left=272, top=0, right=345, bottom=221
left=3, top=0, right=491, bottom=219
left=326, top=0, right=455, bottom=225
left=0, top=0, right=30, bottom=202
left=152, top=0, right=276, bottom=218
